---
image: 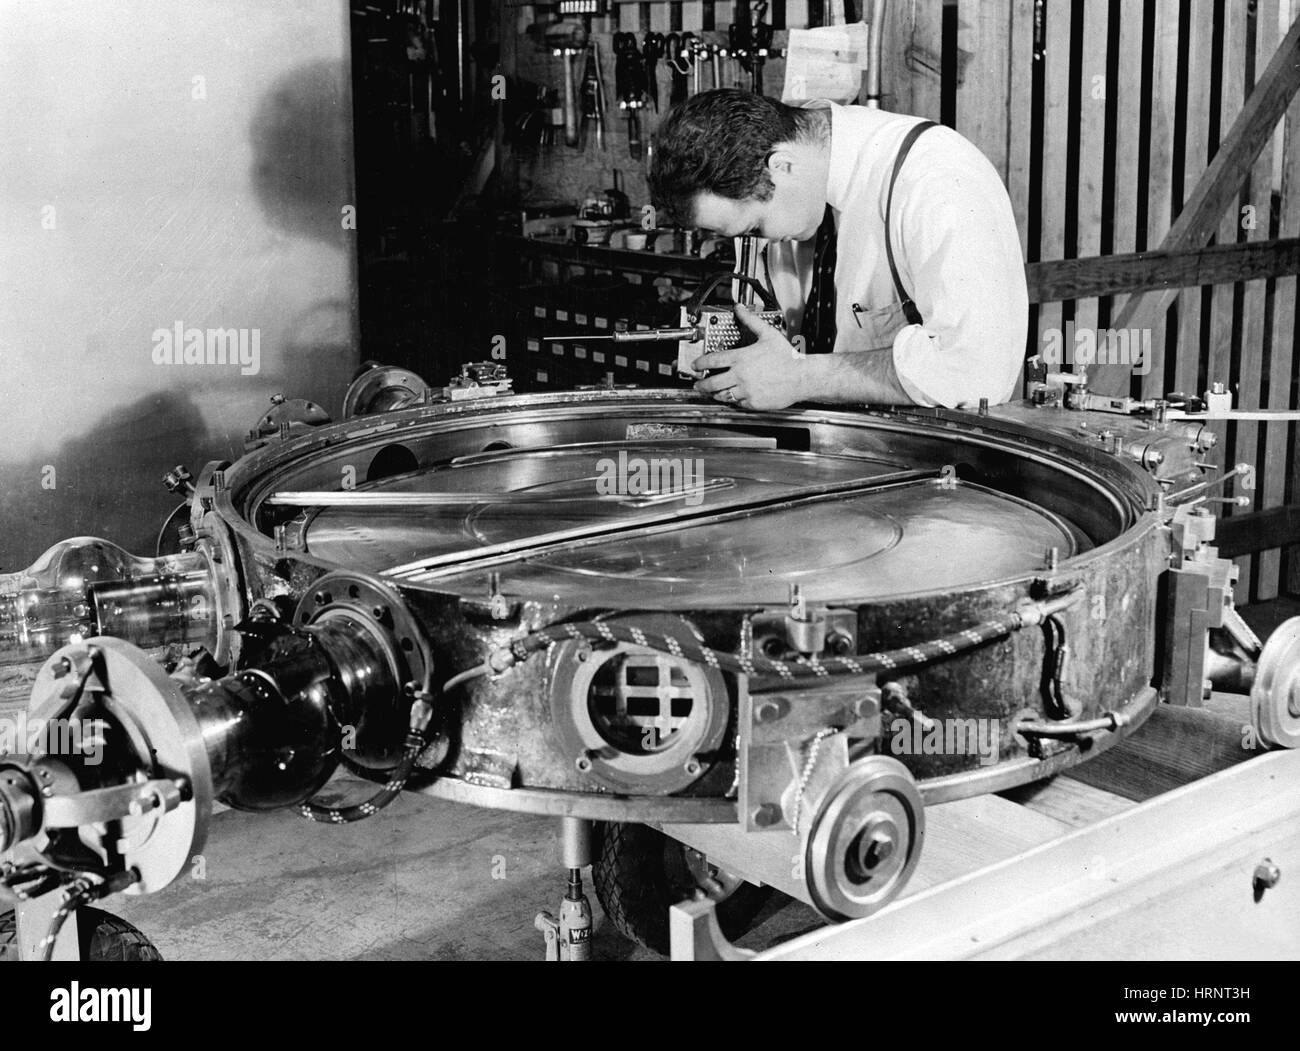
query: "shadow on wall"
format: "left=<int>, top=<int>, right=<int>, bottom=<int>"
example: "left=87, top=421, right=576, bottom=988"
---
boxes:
left=0, top=391, right=210, bottom=571
left=0, top=57, right=359, bottom=571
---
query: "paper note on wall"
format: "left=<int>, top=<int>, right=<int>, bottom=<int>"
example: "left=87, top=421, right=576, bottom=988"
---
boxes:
left=782, top=23, right=871, bottom=105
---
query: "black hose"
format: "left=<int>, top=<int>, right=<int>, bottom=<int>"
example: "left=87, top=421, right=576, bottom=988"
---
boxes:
left=295, top=730, right=424, bottom=825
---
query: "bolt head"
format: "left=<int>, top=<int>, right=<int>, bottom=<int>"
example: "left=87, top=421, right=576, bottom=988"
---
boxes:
left=860, top=829, right=895, bottom=868
left=751, top=803, right=782, bottom=828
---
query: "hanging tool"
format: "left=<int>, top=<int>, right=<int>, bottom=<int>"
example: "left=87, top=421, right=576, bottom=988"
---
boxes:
left=729, top=1, right=753, bottom=89
left=753, top=3, right=773, bottom=94
left=540, top=20, right=589, bottom=148
left=613, top=32, right=646, bottom=158
left=687, top=35, right=706, bottom=95
left=643, top=32, right=664, bottom=112
left=578, top=41, right=607, bottom=151
left=666, top=32, right=691, bottom=105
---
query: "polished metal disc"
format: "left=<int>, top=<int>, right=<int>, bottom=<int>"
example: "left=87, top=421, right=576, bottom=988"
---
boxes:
left=300, top=442, right=1078, bottom=607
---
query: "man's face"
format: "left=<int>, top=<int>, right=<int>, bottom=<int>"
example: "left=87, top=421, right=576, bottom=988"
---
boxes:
left=691, top=149, right=827, bottom=242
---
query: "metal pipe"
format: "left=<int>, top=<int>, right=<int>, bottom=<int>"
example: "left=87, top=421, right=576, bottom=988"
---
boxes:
left=864, top=0, right=887, bottom=107
left=560, top=817, right=593, bottom=869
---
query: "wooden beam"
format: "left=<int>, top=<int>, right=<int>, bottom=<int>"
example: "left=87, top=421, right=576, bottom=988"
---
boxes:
left=1215, top=503, right=1300, bottom=560
left=1090, top=10, right=1300, bottom=394
left=1026, top=237, right=1300, bottom=303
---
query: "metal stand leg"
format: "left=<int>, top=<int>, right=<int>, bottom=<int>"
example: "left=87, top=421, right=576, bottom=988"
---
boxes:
left=534, top=817, right=594, bottom=961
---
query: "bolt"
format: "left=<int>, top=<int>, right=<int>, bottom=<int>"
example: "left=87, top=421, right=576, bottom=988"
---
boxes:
left=860, top=829, right=895, bottom=869
left=751, top=803, right=782, bottom=828
left=270, top=393, right=286, bottom=405
left=1253, top=860, right=1280, bottom=891
left=371, top=605, right=388, bottom=621
left=826, top=632, right=853, bottom=656
left=50, top=657, right=71, bottom=680
left=978, top=397, right=989, bottom=416
left=754, top=699, right=785, bottom=724
left=684, top=758, right=702, bottom=777
left=314, top=591, right=332, bottom=606
left=575, top=754, right=593, bottom=773
left=1045, top=546, right=1060, bottom=572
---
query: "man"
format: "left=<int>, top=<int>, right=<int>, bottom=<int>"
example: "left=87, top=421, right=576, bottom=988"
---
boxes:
left=647, top=90, right=1028, bottom=410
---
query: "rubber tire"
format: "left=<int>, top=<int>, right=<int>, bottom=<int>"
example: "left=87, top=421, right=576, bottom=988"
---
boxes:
left=0, top=906, right=163, bottom=961
left=593, top=821, right=772, bottom=956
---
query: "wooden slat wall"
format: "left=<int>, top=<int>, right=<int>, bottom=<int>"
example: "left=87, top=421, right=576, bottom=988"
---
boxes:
left=1145, top=0, right=1181, bottom=400
left=1112, top=0, right=1145, bottom=319
left=1176, top=0, right=1214, bottom=398
left=1266, top=74, right=1299, bottom=596
left=877, top=0, right=1299, bottom=604
left=1212, top=1, right=1247, bottom=586
left=1006, top=0, right=1035, bottom=259
left=1037, top=0, right=1072, bottom=347
left=956, top=3, right=1010, bottom=180
left=1237, top=2, right=1282, bottom=597
left=1075, top=3, right=1108, bottom=341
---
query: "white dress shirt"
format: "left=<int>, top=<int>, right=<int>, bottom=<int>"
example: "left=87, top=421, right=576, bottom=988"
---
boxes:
left=765, top=102, right=1028, bottom=408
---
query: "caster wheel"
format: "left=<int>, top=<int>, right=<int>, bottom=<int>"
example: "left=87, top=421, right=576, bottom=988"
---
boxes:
left=593, top=821, right=771, bottom=955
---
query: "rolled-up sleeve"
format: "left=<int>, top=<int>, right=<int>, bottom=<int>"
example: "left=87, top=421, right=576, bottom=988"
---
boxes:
left=889, top=160, right=1028, bottom=409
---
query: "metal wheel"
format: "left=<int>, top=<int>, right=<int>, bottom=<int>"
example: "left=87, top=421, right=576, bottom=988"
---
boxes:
left=1253, top=617, right=1300, bottom=750
left=804, top=755, right=924, bottom=921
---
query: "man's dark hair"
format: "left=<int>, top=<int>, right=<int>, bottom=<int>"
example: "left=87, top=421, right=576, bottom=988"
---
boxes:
left=648, top=90, right=820, bottom=227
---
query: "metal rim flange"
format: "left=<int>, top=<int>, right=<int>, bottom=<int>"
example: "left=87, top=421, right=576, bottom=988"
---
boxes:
left=804, top=755, right=925, bottom=921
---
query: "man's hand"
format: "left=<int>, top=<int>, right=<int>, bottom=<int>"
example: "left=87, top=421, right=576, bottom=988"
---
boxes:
left=692, top=303, right=806, bottom=410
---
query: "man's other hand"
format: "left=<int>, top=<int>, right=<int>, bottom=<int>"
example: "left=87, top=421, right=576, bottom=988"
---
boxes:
left=691, top=303, right=806, bottom=410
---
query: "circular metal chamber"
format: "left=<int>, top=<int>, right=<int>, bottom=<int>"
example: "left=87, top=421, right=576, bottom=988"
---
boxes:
left=204, top=390, right=1169, bottom=814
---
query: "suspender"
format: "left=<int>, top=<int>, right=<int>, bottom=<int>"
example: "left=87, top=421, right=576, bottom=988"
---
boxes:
left=884, top=120, right=938, bottom=327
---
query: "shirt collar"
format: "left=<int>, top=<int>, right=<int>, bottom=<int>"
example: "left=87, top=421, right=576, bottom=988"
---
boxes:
left=788, top=98, right=846, bottom=214
left=824, top=102, right=853, bottom=212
